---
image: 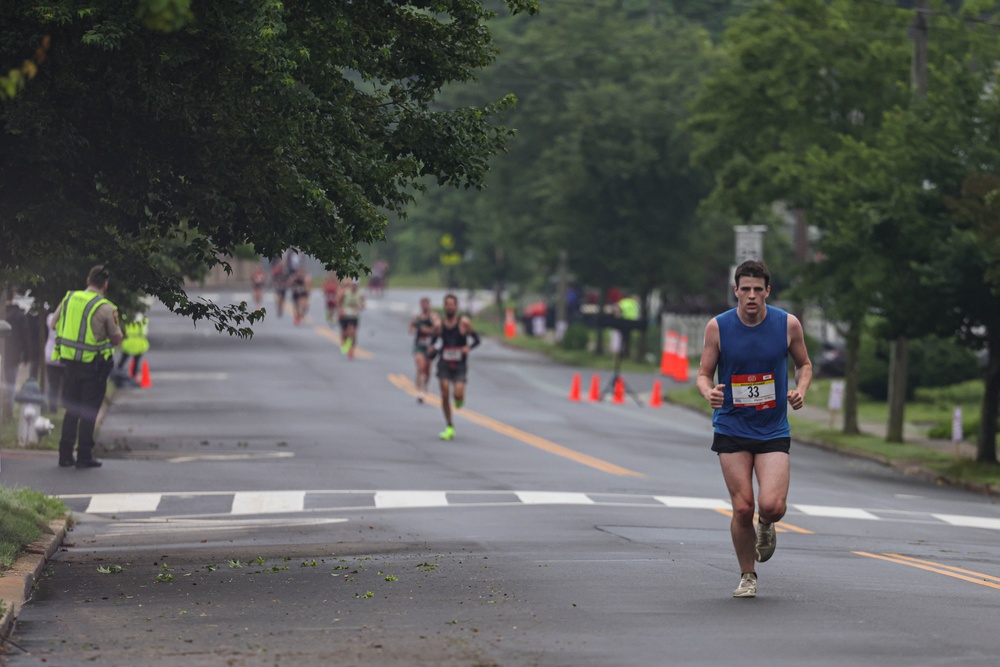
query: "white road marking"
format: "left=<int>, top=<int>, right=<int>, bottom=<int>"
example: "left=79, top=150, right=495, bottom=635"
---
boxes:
left=231, top=491, right=306, bottom=515
left=99, top=517, right=348, bottom=537
left=932, top=514, right=1000, bottom=530
left=654, top=496, right=730, bottom=510
left=57, top=490, right=1000, bottom=534
left=516, top=491, right=594, bottom=505
left=794, top=504, right=879, bottom=520
left=167, top=452, right=294, bottom=463
left=374, top=491, right=449, bottom=508
left=86, top=493, right=162, bottom=514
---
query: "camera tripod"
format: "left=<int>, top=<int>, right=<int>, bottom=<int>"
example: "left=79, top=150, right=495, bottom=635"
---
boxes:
left=599, top=350, right=643, bottom=406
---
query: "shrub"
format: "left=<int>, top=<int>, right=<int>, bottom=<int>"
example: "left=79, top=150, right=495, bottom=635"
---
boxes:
left=560, top=323, right=590, bottom=351
left=858, top=333, right=981, bottom=401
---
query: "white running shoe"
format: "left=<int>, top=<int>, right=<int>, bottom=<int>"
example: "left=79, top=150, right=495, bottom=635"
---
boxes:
left=733, top=572, right=757, bottom=598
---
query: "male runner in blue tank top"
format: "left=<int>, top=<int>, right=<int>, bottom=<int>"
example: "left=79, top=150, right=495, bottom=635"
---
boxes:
left=697, top=260, right=812, bottom=599
left=433, top=293, right=480, bottom=441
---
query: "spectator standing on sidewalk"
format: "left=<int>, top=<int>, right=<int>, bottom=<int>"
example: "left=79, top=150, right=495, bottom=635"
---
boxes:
left=51, top=265, right=123, bottom=469
left=696, top=260, right=812, bottom=599
left=43, top=312, right=65, bottom=413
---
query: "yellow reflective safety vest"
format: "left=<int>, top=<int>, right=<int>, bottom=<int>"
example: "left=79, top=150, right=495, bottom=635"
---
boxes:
left=618, top=297, right=639, bottom=321
left=121, top=317, right=150, bottom=356
left=53, top=290, right=115, bottom=363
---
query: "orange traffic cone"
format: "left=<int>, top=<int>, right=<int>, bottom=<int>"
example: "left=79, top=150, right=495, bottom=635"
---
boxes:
left=612, top=377, right=625, bottom=404
left=648, top=379, right=663, bottom=408
left=568, top=373, right=582, bottom=401
left=139, top=359, right=152, bottom=389
left=674, top=335, right=690, bottom=382
left=588, top=375, right=601, bottom=402
left=504, top=308, right=516, bottom=339
left=660, top=330, right=679, bottom=377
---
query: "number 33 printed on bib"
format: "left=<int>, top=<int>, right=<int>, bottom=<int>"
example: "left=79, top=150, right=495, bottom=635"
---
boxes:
left=731, top=373, right=777, bottom=411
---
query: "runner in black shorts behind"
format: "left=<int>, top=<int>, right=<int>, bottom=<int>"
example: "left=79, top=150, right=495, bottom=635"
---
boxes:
left=433, top=293, right=479, bottom=441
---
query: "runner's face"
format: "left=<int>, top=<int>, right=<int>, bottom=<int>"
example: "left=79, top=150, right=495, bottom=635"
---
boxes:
left=420, top=299, right=430, bottom=314
left=735, top=276, right=769, bottom=318
left=443, top=297, right=458, bottom=317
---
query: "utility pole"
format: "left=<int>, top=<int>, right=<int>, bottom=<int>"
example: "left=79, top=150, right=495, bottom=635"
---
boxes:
left=887, top=0, right=930, bottom=444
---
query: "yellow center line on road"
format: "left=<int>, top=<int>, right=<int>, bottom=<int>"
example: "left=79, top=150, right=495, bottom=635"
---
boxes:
left=314, top=326, right=374, bottom=360
left=711, top=508, right=815, bottom=535
left=387, top=373, right=645, bottom=478
left=854, top=551, right=1000, bottom=590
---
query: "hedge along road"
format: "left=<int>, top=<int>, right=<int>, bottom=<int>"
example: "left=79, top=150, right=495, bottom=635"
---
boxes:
left=2, top=287, right=1000, bottom=666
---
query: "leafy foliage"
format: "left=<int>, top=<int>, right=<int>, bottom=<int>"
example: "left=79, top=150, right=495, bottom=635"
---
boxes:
left=1, top=0, right=537, bottom=334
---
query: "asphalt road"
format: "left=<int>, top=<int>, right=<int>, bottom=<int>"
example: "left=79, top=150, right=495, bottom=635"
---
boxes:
left=2, top=287, right=1000, bottom=666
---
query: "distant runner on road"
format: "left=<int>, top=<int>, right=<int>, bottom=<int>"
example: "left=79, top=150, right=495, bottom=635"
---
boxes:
left=337, top=280, right=365, bottom=360
left=434, top=293, right=479, bottom=440
left=408, top=297, right=440, bottom=404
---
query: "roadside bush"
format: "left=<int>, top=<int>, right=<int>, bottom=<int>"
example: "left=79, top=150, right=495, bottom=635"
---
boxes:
left=560, top=323, right=590, bottom=351
left=859, top=333, right=980, bottom=401
left=927, top=417, right=1000, bottom=442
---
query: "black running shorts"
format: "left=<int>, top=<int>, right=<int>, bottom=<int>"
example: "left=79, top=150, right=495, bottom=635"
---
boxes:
left=711, top=433, right=790, bottom=455
left=437, top=360, right=467, bottom=384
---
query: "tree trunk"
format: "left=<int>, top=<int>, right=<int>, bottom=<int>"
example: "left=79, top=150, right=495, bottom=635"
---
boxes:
left=636, top=289, right=650, bottom=362
left=493, top=247, right=505, bottom=329
left=886, top=336, right=909, bottom=443
left=977, top=332, right=1000, bottom=464
left=595, top=288, right=606, bottom=356
left=842, top=320, right=862, bottom=435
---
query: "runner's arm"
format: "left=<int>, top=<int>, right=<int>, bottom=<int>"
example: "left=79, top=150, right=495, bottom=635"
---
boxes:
left=786, top=315, right=812, bottom=410
left=466, top=330, right=481, bottom=350
left=696, top=318, right=725, bottom=409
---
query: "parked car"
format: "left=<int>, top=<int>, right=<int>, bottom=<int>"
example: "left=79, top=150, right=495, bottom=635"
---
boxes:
left=817, top=341, right=845, bottom=378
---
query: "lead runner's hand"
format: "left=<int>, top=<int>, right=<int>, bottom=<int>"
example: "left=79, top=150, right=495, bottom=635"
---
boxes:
left=708, top=384, right=725, bottom=409
left=787, top=390, right=804, bottom=410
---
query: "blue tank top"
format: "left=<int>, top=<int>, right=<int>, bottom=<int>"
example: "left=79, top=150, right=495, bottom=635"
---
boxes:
left=712, top=306, right=790, bottom=440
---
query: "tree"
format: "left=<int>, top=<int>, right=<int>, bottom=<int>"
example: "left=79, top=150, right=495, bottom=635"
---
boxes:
left=689, top=0, right=917, bottom=434
left=1, top=0, right=536, bottom=334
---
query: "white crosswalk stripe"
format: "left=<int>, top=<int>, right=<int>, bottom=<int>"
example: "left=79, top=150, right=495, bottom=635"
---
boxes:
left=231, top=491, right=306, bottom=515
left=515, top=491, right=594, bottom=505
left=86, top=493, right=161, bottom=514
left=794, top=504, right=879, bottom=520
left=56, top=490, right=1000, bottom=532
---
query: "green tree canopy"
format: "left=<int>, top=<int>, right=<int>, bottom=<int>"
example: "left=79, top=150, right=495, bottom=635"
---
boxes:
left=1, top=0, right=536, bottom=333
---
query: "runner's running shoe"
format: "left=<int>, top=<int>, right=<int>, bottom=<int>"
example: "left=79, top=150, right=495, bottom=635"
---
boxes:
left=439, top=425, right=455, bottom=441
left=454, top=398, right=464, bottom=409
left=755, top=521, right=776, bottom=562
left=733, top=572, right=757, bottom=598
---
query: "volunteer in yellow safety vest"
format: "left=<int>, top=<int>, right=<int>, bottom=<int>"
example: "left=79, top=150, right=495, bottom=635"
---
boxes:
left=115, top=314, right=150, bottom=386
left=616, top=294, right=640, bottom=358
left=51, top=265, right=123, bottom=469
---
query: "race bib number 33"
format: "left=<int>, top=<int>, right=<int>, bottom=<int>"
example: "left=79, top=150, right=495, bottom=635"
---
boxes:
left=731, top=373, right=777, bottom=411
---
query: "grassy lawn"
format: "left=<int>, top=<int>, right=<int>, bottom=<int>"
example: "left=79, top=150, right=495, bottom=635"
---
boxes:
left=0, top=486, right=67, bottom=572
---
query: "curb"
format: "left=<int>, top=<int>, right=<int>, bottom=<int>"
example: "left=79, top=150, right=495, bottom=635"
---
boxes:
left=0, top=519, right=68, bottom=651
